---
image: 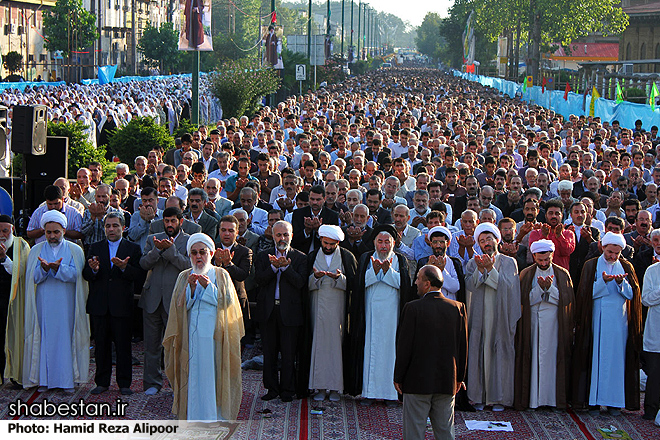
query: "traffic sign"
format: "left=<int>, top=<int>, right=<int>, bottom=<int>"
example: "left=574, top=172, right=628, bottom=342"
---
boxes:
left=296, top=64, right=306, bottom=81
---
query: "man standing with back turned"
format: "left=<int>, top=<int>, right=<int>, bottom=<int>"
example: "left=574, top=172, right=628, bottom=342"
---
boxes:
left=395, top=264, right=468, bottom=440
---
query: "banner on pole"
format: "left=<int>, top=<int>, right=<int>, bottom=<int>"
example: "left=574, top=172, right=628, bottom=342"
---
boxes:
left=178, top=0, right=213, bottom=51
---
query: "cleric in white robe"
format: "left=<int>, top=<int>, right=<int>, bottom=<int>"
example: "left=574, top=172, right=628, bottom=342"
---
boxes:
left=163, top=233, right=244, bottom=421
left=515, top=239, right=574, bottom=410
left=22, top=210, right=89, bottom=391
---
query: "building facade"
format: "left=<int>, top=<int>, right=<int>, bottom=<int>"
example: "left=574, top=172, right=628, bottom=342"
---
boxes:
left=619, top=0, right=660, bottom=72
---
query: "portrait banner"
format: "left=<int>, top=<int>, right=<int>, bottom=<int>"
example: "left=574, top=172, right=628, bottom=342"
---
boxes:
left=179, top=0, right=213, bottom=51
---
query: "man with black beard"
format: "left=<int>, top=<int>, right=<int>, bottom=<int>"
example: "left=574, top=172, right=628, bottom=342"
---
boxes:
left=305, top=225, right=357, bottom=402
left=416, top=226, right=464, bottom=303
left=0, top=215, right=30, bottom=385
left=139, top=207, right=191, bottom=395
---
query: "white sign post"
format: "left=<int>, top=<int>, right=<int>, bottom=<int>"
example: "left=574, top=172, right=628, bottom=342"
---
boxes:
left=296, top=64, right=306, bottom=95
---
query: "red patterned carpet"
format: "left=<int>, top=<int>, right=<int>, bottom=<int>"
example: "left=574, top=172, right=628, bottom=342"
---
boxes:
left=1, top=342, right=658, bottom=439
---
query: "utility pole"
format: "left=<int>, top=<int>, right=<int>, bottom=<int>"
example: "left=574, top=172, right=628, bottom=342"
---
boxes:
left=308, top=0, right=312, bottom=60
left=132, top=0, right=137, bottom=74
left=350, top=0, right=354, bottom=58
left=341, top=0, right=345, bottom=58
left=327, top=0, right=331, bottom=35
left=357, top=0, right=361, bottom=60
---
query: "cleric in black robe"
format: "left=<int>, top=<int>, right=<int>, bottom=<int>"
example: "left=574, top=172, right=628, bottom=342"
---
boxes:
left=343, top=224, right=414, bottom=397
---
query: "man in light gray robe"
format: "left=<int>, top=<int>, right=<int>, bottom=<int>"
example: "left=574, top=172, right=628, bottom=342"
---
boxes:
left=307, top=225, right=357, bottom=402
left=465, top=222, right=521, bottom=411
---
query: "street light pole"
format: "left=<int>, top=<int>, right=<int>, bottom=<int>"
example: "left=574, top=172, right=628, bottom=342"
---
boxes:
left=307, top=0, right=312, bottom=60
left=341, top=0, right=345, bottom=58
left=350, top=0, right=354, bottom=57
left=357, top=0, right=361, bottom=60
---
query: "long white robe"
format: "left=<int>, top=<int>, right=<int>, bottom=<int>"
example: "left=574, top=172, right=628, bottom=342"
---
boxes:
left=23, top=240, right=89, bottom=389
left=186, top=269, right=227, bottom=421
left=362, top=256, right=400, bottom=400
left=529, top=266, right=560, bottom=408
left=308, top=248, right=346, bottom=392
left=589, top=256, right=631, bottom=408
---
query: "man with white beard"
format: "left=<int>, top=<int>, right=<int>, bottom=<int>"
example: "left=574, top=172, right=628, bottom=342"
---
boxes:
left=22, top=210, right=89, bottom=391
left=345, top=224, right=413, bottom=404
left=0, top=215, right=31, bottom=385
left=164, top=233, right=244, bottom=421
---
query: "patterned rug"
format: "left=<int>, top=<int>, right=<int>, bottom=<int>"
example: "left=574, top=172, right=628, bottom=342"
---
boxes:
left=1, top=342, right=658, bottom=439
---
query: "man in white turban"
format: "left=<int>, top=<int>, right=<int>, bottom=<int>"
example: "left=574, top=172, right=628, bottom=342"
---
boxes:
left=305, top=225, right=357, bottom=401
left=515, top=239, right=575, bottom=410
left=465, top=220, right=521, bottom=411
left=163, top=232, right=244, bottom=421
left=23, top=209, right=89, bottom=392
left=572, top=231, right=642, bottom=416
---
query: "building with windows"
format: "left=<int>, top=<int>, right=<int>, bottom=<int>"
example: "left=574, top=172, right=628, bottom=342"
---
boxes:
left=619, top=0, right=660, bottom=72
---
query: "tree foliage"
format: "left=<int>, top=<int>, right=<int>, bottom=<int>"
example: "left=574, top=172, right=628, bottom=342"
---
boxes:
left=138, top=22, right=181, bottom=73
left=415, top=13, right=443, bottom=60
left=47, top=120, right=107, bottom=178
left=209, top=58, right=281, bottom=119
left=3, top=51, right=23, bottom=74
left=108, top=117, right=175, bottom=166
left=43, top=0, right=98, bottom=55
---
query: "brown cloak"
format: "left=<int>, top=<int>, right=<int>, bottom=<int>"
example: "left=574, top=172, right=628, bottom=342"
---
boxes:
left=570, top=257, right=642, bottom=410
left=514, top=263, right=574, bottom=410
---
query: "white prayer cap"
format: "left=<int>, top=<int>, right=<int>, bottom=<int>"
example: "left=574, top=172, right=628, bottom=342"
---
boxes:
left=428, top=226, right=452, bottom=241
left=558, top=180, right=573, bottom=192
left=186, top=233, right=216, bottom=255
left=318, top=225, right=344, bottom=242
left=530, top=239, right=555, bottom=254
left=474, top=222, right=501, bottom=243
left=40, top=210, right=67, bottom=229
left=601, top=232, right=626, bottom=249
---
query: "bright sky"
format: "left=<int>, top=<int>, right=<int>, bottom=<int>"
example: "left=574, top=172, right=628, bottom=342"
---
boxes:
left=368, top=0, right=454, bottom=26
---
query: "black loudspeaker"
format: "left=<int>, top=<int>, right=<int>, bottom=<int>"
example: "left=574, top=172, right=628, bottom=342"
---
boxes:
left=11, top=104, right=47, bottom=155
left=0, top=106, right=7, bottom=161
left=24, top=136, right=68, bottom=180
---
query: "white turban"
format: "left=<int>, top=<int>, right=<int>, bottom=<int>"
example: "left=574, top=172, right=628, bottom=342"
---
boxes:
left=530, top=239, right=555, bottom=254
left=186, top=233, right=216, bottom=255
left=40, top=210, right=67, bottom=229
left=318, top=225, right=345, bottom=242
left=558, top=180, right=573, bottom=192
left=428, top=226, right=452, bottom=241
left=474, top=222, right=501, bottom=243
left=601, top=232, right=626, bottom=249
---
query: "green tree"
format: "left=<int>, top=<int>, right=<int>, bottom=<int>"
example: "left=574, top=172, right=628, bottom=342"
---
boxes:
left=209, top=58, right=281, bottom=119
left=108, top=117, right=175, bottom=166
left=42, top=0, right=98, bottom=56
left=470, top=0, right=628, bottom=82
left=138, top=22, right=181, bottom=74
left=416, top=13, right=443, bottom=60
left=3, top=51, right=23, bottom=75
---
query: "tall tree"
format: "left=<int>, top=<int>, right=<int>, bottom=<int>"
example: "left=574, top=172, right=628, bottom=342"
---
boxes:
left=415, top=13, right=442, bottom=60
left=470, top=0, right=628, bottom=82
left=138, top=23, right=180, bottom=74
left=42, top=0, right=98, bottom=56
left=3, top=51, right=23, bottom=75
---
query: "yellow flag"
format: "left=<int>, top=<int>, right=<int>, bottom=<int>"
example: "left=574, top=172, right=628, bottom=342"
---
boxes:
left=589, top=86, right=601, bottom=117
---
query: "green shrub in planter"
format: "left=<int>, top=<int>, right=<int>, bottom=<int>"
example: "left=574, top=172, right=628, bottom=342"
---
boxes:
left=108, top=116, right=175, bottom=165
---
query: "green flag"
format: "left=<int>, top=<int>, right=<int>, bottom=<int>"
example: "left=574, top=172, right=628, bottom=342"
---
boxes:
left=615, top=80, right=624, bottom=104
left=650, top=82, right=659, bottom=111
left=522, top=80, right=527, bottom=93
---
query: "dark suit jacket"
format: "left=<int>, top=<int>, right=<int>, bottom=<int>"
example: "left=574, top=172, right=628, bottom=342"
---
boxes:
left=199, top=157, right=219, bottom=173
left=371, top=207, right=393, bottom=226
left=291, top=206, right=340, bottom=252
left=569, top=226, right=600, bottom=287
left=364, top=149, right=390, bottom=166
left=185, top=210, right=219, bottom=239
left=149, top=218, right=202, bottom=235
left=254, top=246, right=307, bottom=326
left=340, top=225, right=373, bottom=257
left=83, top=239, right=144, bottom=317
left=394, top=292, right=468, bottom=395
left=219, top=243, right=252, bottom=309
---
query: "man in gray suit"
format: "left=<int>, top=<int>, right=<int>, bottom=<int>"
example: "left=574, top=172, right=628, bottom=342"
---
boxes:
left=149, top=196, right=202, bottom=235
left=186, top=188, right=219, bottom=239
left=139, top=206, right=191, bottom=395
